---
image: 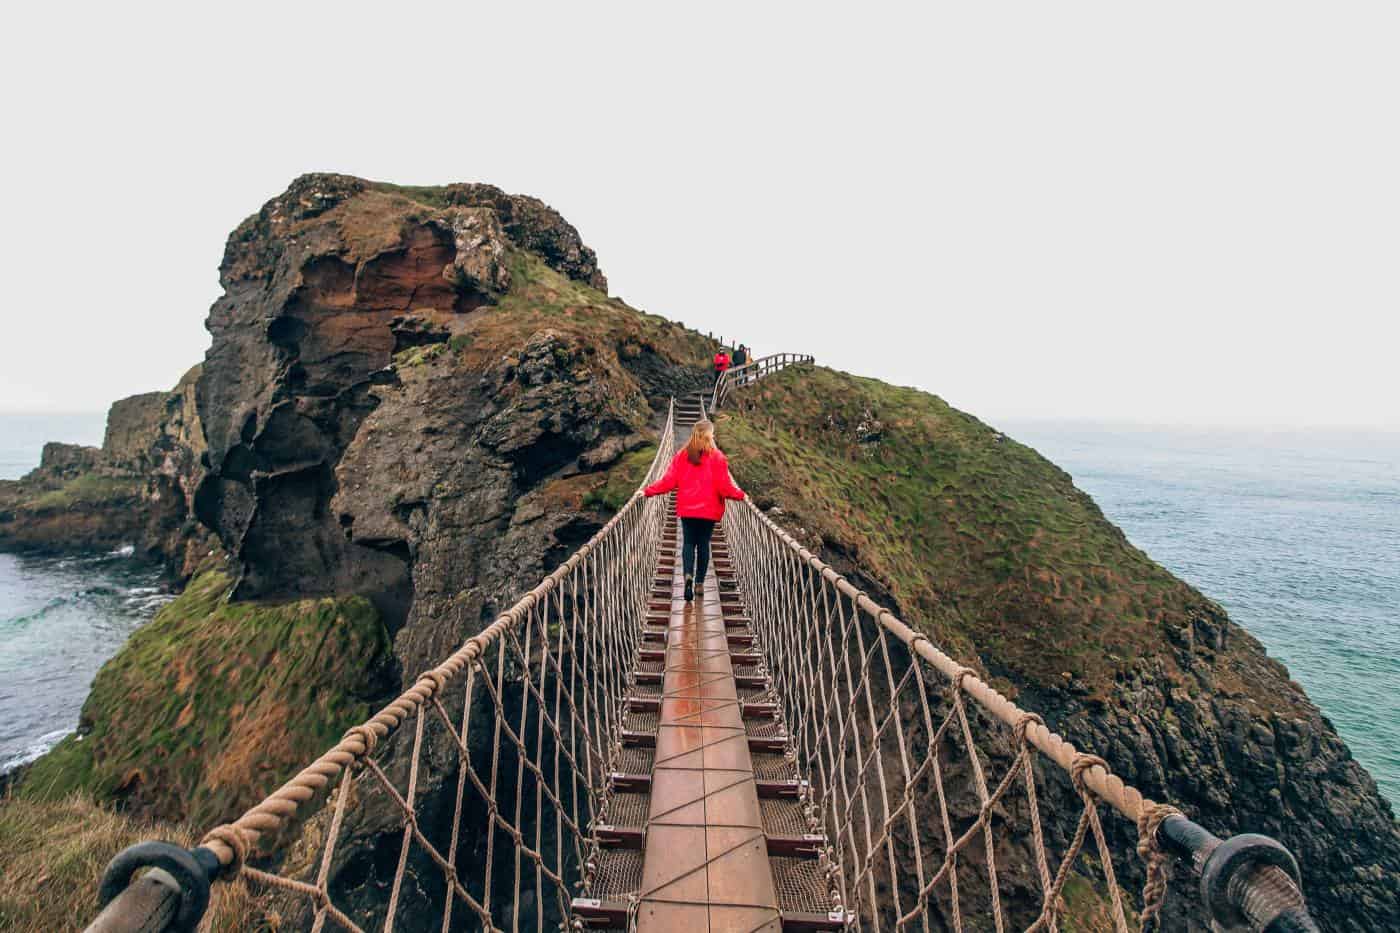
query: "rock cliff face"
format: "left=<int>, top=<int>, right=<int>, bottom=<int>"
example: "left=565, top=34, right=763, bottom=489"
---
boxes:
left=12, top=176, right=714, bottom=923
left=191, top=174, right=709, bottom=672
left=0, top=366, right=215, bottom=575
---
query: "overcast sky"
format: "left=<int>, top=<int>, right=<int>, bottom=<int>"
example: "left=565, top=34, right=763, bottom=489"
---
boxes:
left=1, top=3, right=1395, bottom=429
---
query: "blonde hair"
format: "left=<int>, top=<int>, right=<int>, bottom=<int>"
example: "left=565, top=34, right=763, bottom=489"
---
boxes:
left=684, top=420, right=716, bottom=465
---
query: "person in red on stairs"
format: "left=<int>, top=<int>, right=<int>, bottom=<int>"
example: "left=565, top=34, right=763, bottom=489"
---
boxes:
left=712, top=348, right=731, bottom=386
left=644, top=420, right=746, bottom=602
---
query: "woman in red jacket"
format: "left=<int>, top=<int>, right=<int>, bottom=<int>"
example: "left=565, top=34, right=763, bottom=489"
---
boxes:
left=644, top=420, right=746, bottom=602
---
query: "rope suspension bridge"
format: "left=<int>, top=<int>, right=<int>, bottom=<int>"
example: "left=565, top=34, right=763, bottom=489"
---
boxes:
left=89, top=354, right=1319, bottom=932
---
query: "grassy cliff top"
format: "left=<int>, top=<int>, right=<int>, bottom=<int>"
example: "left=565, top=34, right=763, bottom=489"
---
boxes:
left=459, top=248, right=713, bottom=369
left=20, top=571, right=392, bottom=827
left=718, top=366, right=1269, bottom=704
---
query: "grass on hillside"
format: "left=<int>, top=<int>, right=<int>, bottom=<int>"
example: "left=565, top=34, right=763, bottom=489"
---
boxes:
left=20, top=571, right=392, bottom=828
left=26, top=474, right=142, bottom=512
left=718, top=366, right=1210, bottom=698
left=0, top=792, right=278, bottom=932
left=369, top=182, right=460, bottom=209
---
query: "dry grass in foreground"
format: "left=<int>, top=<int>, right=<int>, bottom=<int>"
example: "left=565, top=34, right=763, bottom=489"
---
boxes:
left=0, top=791, right=279, bottom=932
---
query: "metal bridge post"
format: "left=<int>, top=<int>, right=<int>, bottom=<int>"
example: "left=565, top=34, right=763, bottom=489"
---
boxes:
left=1158, top=815, right=1319, bottom=932
left=86, top=840, right=220, bottom=932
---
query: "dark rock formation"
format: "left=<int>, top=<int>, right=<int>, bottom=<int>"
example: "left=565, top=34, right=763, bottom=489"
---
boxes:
left=192, top=175, right=704, bottom=648
left=0, top=366, right=216, bottom=575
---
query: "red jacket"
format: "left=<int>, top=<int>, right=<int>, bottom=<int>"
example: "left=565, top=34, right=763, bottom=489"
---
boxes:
left=644, top=448, right=745, bottom=520
left=714, top=352, right=731, bottom=372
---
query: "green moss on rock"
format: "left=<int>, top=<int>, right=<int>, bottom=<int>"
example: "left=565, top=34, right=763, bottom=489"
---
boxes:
left=583, top=445, right=659, bottom=513
left=20, top=571, right=392, bottom=827
left=393, top=343, right=448, bottom=368
left=26, top=474, right=142, bottom=512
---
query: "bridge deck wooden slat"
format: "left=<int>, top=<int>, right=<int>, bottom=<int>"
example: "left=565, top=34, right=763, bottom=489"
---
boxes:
left=635, top=525, right=782, bottom=932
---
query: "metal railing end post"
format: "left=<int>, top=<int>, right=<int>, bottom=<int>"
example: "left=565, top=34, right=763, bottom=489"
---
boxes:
left=87, top=841, right=219, bottom=932
left=1158, top=815, right=1319, bottom=932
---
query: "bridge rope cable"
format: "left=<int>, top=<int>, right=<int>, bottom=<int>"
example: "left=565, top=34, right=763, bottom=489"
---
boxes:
left=88, top=354, right=1319, bottom=932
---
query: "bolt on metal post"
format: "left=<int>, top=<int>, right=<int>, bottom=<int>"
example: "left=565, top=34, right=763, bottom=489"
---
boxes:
left=1158, top=815, right=1320, bottom=932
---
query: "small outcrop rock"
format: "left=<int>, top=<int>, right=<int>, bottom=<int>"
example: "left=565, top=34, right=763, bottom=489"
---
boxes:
left=433, top=207, right=511, bottom=296
left=404, top=180, right=608, bottom=291
left=0, top=366, right=215, bottom=574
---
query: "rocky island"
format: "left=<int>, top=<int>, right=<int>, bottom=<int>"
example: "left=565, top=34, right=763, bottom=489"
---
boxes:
left=0, top=175, right=1395, bottom=931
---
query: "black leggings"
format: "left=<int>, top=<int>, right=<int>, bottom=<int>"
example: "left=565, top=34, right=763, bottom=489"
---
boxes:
left=680, top=517, right=716, bottom=583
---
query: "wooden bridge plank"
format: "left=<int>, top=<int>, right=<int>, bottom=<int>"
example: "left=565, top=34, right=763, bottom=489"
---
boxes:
left=636, top=531, right=782, bottom=932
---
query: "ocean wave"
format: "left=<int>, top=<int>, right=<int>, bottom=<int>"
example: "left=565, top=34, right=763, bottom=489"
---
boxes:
left=124, top=594, right=175, bottom=613
left=0, top=727, right=74, bottom=774
left=1, top=596, right=72, bottom=629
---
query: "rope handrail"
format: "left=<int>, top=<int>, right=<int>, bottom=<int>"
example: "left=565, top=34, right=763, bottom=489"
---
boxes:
left=737, top=497, right=1154, bottom=822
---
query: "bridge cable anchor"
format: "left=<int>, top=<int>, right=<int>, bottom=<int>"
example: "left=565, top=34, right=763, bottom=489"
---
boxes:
left=90, top=840, right=219, bottom=932
left=1157, top=814, right=1319, bottom=932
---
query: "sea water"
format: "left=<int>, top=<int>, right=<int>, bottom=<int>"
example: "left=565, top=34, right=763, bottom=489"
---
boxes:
left=0, top=550, right=173, bottom=771
left=1005, top=421, right=1400, bottom=806
left=0, top=412, right=175, bottom=772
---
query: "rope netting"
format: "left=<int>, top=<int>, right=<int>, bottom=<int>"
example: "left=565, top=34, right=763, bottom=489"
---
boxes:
left=190, top=403, right=677, bottom=932
left=722, top=497, right=1175, bottom=932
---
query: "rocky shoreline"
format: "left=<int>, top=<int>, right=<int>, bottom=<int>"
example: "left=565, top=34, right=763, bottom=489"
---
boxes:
left=0, top=366, right=220, bottom=578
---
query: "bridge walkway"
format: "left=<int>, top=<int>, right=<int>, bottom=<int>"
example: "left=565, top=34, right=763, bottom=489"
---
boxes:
left=574, top=394, right=839, bottom=931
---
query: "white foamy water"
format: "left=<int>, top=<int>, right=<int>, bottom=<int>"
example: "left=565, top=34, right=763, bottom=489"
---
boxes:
left=0, top=413, right=172, bottom=772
